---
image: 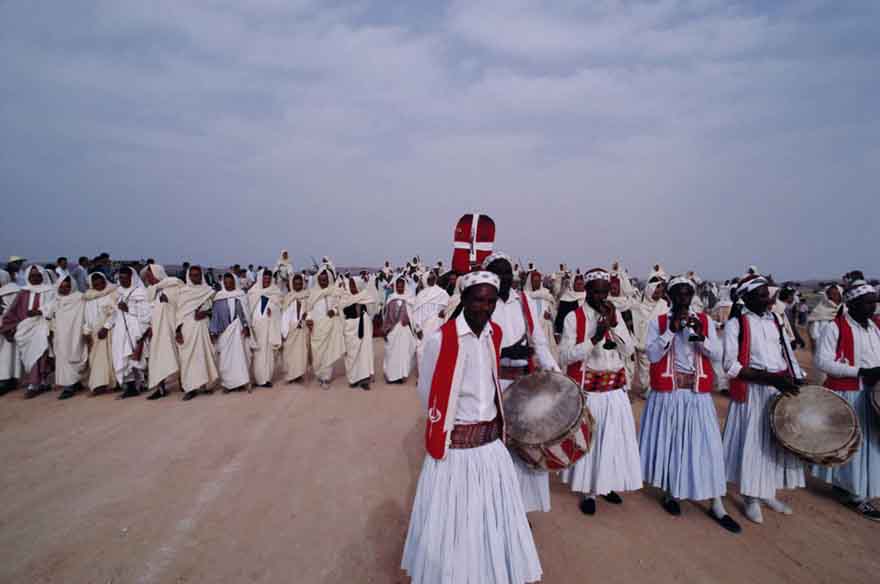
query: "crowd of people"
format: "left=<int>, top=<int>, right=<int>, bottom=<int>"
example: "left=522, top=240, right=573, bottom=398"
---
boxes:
left=1, top=250, right=878, bottom=584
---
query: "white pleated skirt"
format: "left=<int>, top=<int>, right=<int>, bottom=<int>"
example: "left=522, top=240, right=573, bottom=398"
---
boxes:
left=722, top=383, right=805, bottom=499
left=811, top=389, right=880, bottom=500
left=401, top=439, right=542, bottom=584
left=560, top=388, right=643, bottom=495
left=511, top=456, right=551, bottom=513
left=639, top=389, right=726, bottom=501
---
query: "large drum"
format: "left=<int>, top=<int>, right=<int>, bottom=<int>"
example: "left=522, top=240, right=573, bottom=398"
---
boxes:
left=502, top=371, right=594, bottom=471
left=770, top=385, right=861, bottom=466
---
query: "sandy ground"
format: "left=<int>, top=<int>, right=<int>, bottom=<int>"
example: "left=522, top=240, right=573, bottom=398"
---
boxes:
left=0, top=339, right=878, bottom=584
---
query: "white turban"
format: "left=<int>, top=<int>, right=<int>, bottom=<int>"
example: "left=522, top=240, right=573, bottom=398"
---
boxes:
left=845, top=280, right=876, bottom=303
left=460, top=271, right=500, bottom=292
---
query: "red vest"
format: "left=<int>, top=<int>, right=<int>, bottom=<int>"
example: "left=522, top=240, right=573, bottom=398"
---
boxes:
left=425, top=319, right=503, bottom=460
left=823, top=314, right=880, bottom=391
left=649, top=313, right=714, bottom=392
left=566, top=307, right=588, bottom=383
left=728, top=314, right=751, bottom=403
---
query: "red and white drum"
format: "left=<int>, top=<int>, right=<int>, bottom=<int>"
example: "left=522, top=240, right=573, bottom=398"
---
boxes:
left=502, top=371, right=594, bottom=471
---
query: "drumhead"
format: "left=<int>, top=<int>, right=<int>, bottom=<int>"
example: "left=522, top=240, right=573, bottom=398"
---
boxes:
left=503, top=371, right=583, bottom=446
left=771, top=385, right=858, bottom=458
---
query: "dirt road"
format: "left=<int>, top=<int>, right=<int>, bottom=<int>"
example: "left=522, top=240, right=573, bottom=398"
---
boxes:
left=0, top=342, right=877, bottom=583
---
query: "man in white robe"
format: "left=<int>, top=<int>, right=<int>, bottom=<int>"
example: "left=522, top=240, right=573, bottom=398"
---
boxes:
left=49, top=276, right=87, bottom=400
left=412, top=272, right=450, bottom=366
left=632, top=277, right=668, bottom=395
left=0, top=270, right=21, bottom=394
left=281, top=273, right=310, bottom=383
left=141, top=264, right=183, bottom=400
left=382, top=276, right=417, bottom=384
left=722, top=275, right=806, bottom=524
left=0, top=265, right=55, bottom=398
left=211, top=272, right=253, bottom=393
left=524, top=269, right=559, bottom=362
left=305, top=268, right=344, bottom=389
left=340, top=277, right=377, bottom=390
left=177, top=266, right=220, bottom=400
left=247, top=269, right=282, bottom=388
left=112, top=267, right=151, bottom=398
left=83, top=273, right=118, bottom=393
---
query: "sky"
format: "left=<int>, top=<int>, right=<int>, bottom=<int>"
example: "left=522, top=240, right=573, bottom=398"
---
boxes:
left=1, top=0, right=878, bottom=280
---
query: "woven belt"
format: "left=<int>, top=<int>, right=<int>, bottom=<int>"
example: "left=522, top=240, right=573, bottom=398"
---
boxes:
left=498, top=366, right=529, bottom=381
left=581, top=369, right=627, bottom=393
left=674, top=372, right=696, bottom=389
left=449, top=418, right=502, bottom=449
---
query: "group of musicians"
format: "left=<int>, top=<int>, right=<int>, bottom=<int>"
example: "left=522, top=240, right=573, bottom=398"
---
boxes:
left=402, top=251, right=880, bottom=584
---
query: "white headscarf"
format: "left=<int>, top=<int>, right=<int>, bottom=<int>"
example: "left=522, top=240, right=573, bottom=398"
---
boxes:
left=22, top=264, right=54, bottom=295
left=808, top=284, right=843, bottom=323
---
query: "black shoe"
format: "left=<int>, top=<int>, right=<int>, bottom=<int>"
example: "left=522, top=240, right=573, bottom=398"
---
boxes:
left=602, top=491, right=623, bottom=505
left=579, top=498, right=596, bottom=515
left=119, top=386, right=140, bottom=399
left=203, top=388, right=214, bottom=395
left=708, top=510, right=742, bottom=533
left=662, top=498, right=682, bottom=516
left=260, top=382, right=273, bottom=388
left=147, top=388, right=166, bottom=400
left=851, top=500, right=880, bottom=521
left=58, top=388, right=76, bottom=400
left=360, top=381, right=371, bottom=391
left=182, top=392, right=196, bottom=401
left=24, top=386, right=41, bottom=399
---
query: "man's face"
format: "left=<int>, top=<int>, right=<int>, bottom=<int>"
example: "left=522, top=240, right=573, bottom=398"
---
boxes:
left=58, top=279, right=72, bottom=296
left=349, top=279, right=359, bottom=294
left=427, top=274, right=437, bottom=287
left=93, top=276, right=106, bottom=291
left=530, top=272, right=542, bottom=290
left=463, top=284, right=498, bottom=332
left=848, top=293, right=878, bottom=322
left=744, top=285, right=770, bottom=314
left=223, top=275, right=236, bottom=291
left=828, top=286, right=842, bottom=304
left=190, top=268, right=203, bottom=286
left=487, top=260, right=513, bottom=297
left=119, top=270, right=132, bottom=288
left=586, top=280, right=610, bottom=309
left=651, top=282, right=666, bottom=301
left=262, top=271, right=272, bottom=287
left=610, top=279, right=621, bottom=296
left=573, top=276, right=585, bottom=293
left=318, top=273, right=329, bottom=289
left=58, top=259, right=68, bottom=270
left=448, top=274, right=458, bottom=292
left=27, top=267, right=43, bottom=285
left=669, top=284, right=694, bottom=310
left=292, top=276, right=304, bottom=292
left=144, top=268, right=158, bottom=286
left=396, top=279, right=406, bottom=294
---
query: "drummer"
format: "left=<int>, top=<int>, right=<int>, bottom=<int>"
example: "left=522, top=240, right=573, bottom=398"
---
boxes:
left=722, top=275, right=806, bottom=525
left=558, top=268, right=643, bottom=515
left=401, top=270, right=542, bottom=584
left=483, top=252, right=562, bottom=515
left=813, top=279, right=880, bottom=520
left=640, top=275, right=741, bottom=533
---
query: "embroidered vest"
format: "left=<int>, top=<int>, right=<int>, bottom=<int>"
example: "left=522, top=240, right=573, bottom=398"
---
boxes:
left=649, top=313, right=714, bottom=392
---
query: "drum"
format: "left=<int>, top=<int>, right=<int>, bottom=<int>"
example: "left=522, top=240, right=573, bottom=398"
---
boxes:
left=770, top=385, right=861, bottom=466
left=502, top=371, right=594, bottom=471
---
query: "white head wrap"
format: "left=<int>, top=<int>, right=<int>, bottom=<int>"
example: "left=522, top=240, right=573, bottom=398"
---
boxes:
left=667, top=275, right=695, bottom=292
left=481, top=251, right=513, bottom=270
left=737, top=276, right=768, bottom=296
left=584, top=269, right=610, bottom=283
left=460, top=271, right=500, bottom=292
left=845, top=280, right=876, bottom=303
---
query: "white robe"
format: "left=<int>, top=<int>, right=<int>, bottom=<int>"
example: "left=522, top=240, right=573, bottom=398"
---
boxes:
left=383, top=295, right=416, bottom=382
left=48, top=284, right=87, bottom=387
left=177, top=271, right=219, bottom=393
left=145, top=271, right=183, bottom=389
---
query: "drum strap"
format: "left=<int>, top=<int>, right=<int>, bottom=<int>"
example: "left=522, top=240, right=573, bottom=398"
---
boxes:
left=772, top=313, right=797, bottom=380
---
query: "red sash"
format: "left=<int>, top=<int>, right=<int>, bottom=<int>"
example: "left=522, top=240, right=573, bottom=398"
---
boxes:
left=823, top=314, right=876, bottom=392
left=728, top=314, right=751, bottom=403
left=519, top=290, right=536, bottom=373
left=649, top=313, right=714, bottom=392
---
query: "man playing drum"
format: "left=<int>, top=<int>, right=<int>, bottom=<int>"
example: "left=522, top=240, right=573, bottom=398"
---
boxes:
left=559, top=268, right=643, bottom=515
left=722, top=275, right=806, bottom=524
left=401, top=271, right=541, bottom=584
left=813, top=278, right=880, bottom=520
left=483, top=252, right=561, bottom=515
left=640, top=275, right=741, bottom=533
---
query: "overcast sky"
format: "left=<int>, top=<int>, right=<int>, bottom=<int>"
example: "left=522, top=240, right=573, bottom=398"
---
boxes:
left=1, top=0, right=877, bottom=280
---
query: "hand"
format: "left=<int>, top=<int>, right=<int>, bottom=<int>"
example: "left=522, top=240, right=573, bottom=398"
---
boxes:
left=859, top=367, right=880, bottom=387
left=118, top=301, right=129, bottom=313
left=3, top=330, right=15, bottom=342
left=97, top=328, right=108, bottom=340
left=306, top=320, right=314, bottom=330
left=144, top=327, right=153, bottom=340
left=416, top=331, right=423, bottom=340
left=543, top=310, right=552, bottom=321
left=267, top=308, right=272, bottom=317
left=439, top=311, right=445, bottom=319
left=687, top=316, right=703, bottom=337
left=195, top=309, right=209, bottom=321
left=27, top=309, right=41, bottom=318
left=159, top=293, right=168, bottom=304
left=243, top=327, right=251, bottom=338
left=83, top=334, right=92, bottom=348
left=327, top=310, right=335, bottom=318
left=176, top=330, right=184, bottom=345
left=770, top=373, right=800, bottom=395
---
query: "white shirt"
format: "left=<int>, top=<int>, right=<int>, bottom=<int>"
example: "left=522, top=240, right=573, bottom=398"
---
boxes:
left=417, top=314, right=499, bottom=424
left=308, top=294, right=336, bottom=322
left=559, top=303, right=634, bottom=372
left=491, top=291, right=559, bottom=371
left=723, top=308, right=803, bottom=379
left=55, top=267, right=69, bottom=281
left=645, top=311, right=722, bottom=374
left=815, top=314, right=880, bottom=380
